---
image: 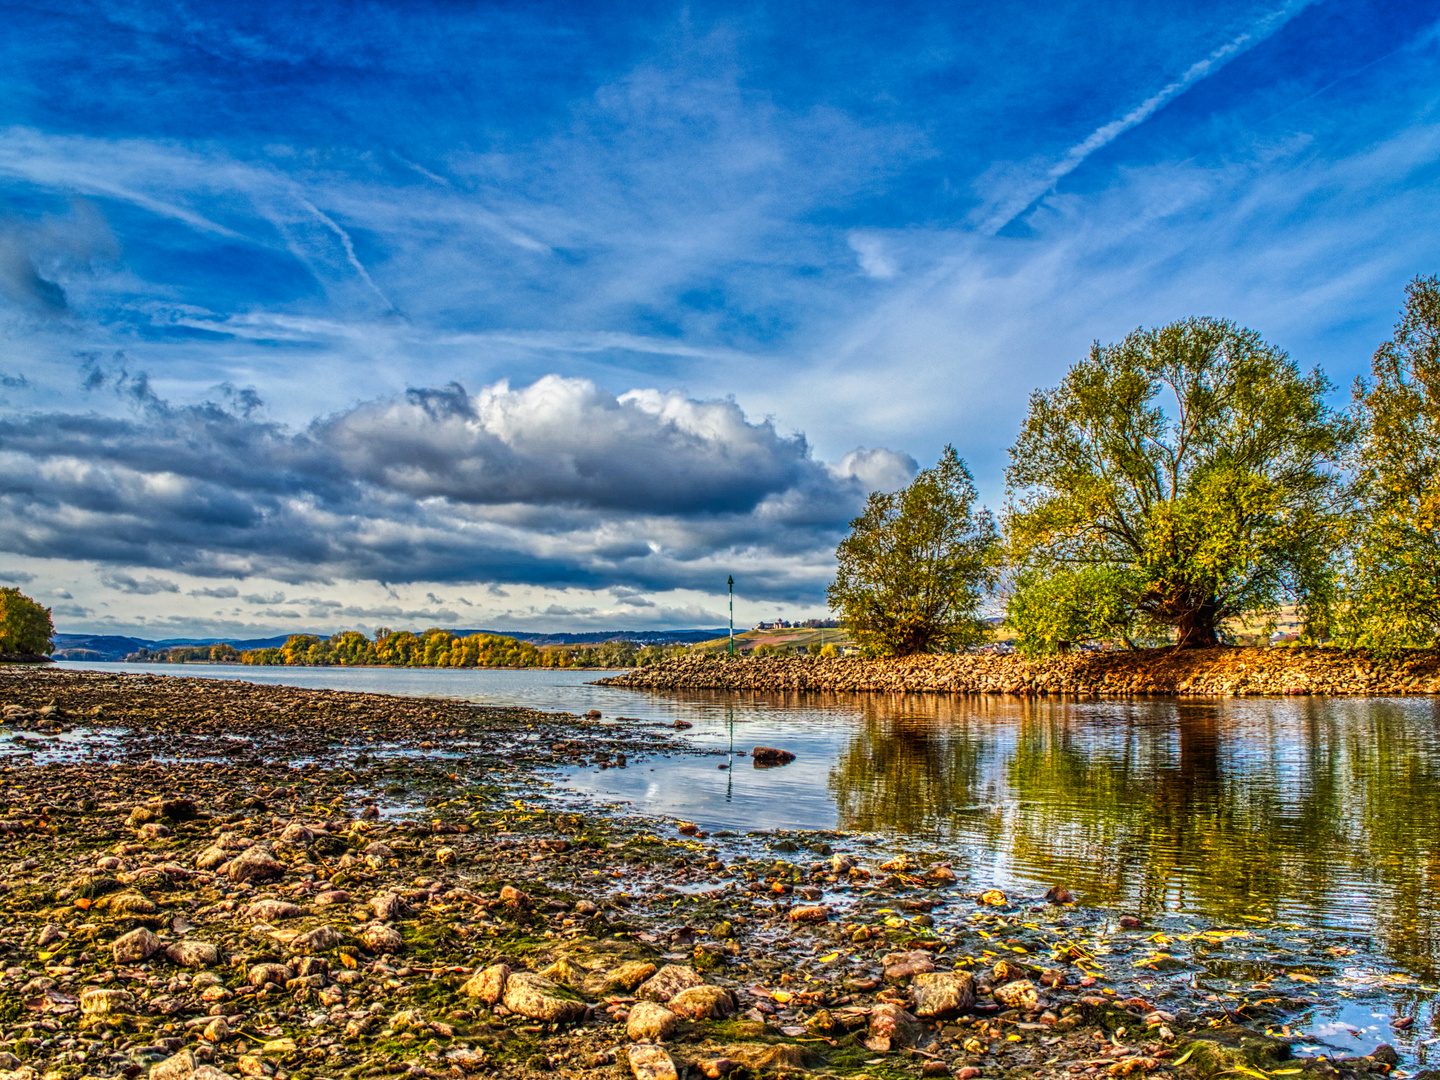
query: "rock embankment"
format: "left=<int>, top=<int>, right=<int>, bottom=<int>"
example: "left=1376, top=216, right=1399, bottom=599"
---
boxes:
left=598, top=646, right=1440, bottom=697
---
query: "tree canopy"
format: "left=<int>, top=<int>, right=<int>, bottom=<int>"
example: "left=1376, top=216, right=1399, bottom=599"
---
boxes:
left=828, top=445, right=999, bottom=656
left=1005, top=317, right=1350, bottom=650
left=1341, top=275, right=1440, bottom=649
left=0, top=588, right=54, bottom=656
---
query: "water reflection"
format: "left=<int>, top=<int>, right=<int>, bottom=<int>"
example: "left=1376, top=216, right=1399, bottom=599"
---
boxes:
left=827, top=695, right=1440, bottom=982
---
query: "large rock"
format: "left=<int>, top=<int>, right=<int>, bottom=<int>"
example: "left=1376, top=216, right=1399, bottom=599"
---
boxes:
left=248, top=962, right=294, bottom=988
left=865, top=1002, right=929, bottom=1052
left=166, top=941, right=220, bottom=968
left=637, top=964, right=704, bottom=1003
left=993, top=979, right=1039, bottom=1011
left=627, top=1045, right=679, bottom=1080
left=228, top=846, right=285, bottom=883
left=627, top=1001, right=678, bottom=1042
left=911, top=971, right=975, bottom=1018
left=461, top=963, right=509, bottom=1004
left=501, top=971, right=587, bottom=1024
left=278, top=822, right=313, bottom=844
left=149, top=1050, right=195, bottom=1080
left=113, top=926, right=161, bottom=964
left=750, top=746, right=796, bottom=766
left=1175, top=1026, right=1293, bottom=1080
left=883, top=950, right=936, bottom=981
left=195, top=847, right=229, bottom=871
left=80, top=987, right=134, bottom=1016
left=667, top=985, right=737, bottom=1021
left=243, top=899, right=304, bottom=921
left=361, top=923, right=404, bottom=953
left=539, top=938, right=659, bottom=995
left=293, top=925, right=344, bottom=952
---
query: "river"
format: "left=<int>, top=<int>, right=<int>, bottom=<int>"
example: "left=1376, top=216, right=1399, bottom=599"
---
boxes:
left=54, top=661, right=1440, bottom=1059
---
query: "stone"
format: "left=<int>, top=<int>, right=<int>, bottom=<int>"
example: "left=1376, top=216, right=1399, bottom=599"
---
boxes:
left=501, top=971, right=587, bottom=1024
left=313, top=888, right=351, bottom=906
left=626, top=1001, right=678, bottom=1042
left=627, top=1045, right=679, bottom=1080
left=362, top=840, right=395, bottom=859
left=248, top=962, right=294, bottom=987
left=293, top=924, right=344, bottom=952
left=203, top=1015, right=231, bottom=1041
left=788, top=904, right=830, bottom=923
left=150, top=1050, right=196, bottom=1080
left=667, top=985, right=737, bottom=1020
left=865, top=1002, right=929, bottom=1052
left=993, top=979, right=1039, bottom=1011
left=243, top=899, right=304, bottom=921
left=98, top=890, right=157, bottom=915
left=1175, top=1026, right=1293, bottom=1080
left=113, top=926, right=161, bottom=963
left=750, top=745, right=796, bottom=766
left=166, top=941, right=220, bottom=968
left=36, top=924, right=64, bottom=947
left=228, top=846, right=285, bottom=883
left=369, top=891, right=405, bottom=920
left=538, top=938, right=659, bottom=995
left=637, top=964, right=704, bottom=1003
left=161, top=798, right=198, bottom=821
left=883, top=950, right=936, bottom=981
left=717, top=1044, right=814, bottom=1071
left=462, top=963, right=510, bottom=1004
left=80, top=987, right=134, bottom=1015
left=278, top=823, right=313, bottom=844
left=697, top=1059, right=738, bottom=1079
left=195, top=847, right=228, bottom=871
left=500, top=883, right=530, bottom=908
left=361, top=923, right=404, bottom=953
left=193, top=1068, right=238, bottom=1080
left=911, top=971, right=976, bottom=1018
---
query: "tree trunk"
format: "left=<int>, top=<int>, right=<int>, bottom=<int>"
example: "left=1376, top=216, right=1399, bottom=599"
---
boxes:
left=1173, top=606, right=1220, bottom=649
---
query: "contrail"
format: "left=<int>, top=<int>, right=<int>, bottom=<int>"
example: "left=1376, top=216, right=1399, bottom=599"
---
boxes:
left=978, top=0, right=1317, bottom=235
left=298, top=196, right=395, bottom=311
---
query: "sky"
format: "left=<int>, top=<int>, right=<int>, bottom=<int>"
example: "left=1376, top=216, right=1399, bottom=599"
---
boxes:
left=0, top=0, right=1437, bottom=640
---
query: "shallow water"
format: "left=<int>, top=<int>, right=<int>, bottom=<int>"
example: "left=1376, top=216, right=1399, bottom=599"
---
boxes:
left=54, top=661, right=1440, bottom=1057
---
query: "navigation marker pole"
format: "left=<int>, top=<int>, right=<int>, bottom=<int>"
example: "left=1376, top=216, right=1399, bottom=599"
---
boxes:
left=727, top=575, right=735, bottom=657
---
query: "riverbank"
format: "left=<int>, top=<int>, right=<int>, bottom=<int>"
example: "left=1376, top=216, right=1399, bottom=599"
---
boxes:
left=0, top=667, right=1406, bottom=1080
left=596, top=646, right=1440, bottom=697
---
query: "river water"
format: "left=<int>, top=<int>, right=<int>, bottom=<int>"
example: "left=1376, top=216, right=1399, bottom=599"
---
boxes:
left=54, top=661, right=1440, bottom=1058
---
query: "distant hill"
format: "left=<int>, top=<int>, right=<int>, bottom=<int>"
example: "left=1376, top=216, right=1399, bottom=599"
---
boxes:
left=51, top=628, right=729, bottom=661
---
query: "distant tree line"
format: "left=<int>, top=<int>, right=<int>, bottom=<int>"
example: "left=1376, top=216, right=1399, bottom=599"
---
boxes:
left=125, top=629, right=691, bottom=669
left=830, top=274, right=1440, bottom=657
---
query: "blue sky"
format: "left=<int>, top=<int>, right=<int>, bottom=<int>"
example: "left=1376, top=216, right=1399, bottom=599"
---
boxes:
left=0, top=0, right=1437, bottom=638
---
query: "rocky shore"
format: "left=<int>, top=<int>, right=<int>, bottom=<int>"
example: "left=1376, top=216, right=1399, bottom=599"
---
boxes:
left=0, top=666, right=1412, bottom=1080
left=597, top=647, right=1440, bottom=697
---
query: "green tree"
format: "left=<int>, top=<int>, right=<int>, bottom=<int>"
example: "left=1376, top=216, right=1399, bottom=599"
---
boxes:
left=828, top=445, right=999, bottom=656
left=1342, top=275, right=1440, bottom=649
left=0, top=587, right=54, bottom=655
left=1006, top=317, right=1349, bottom=650
left=1004, top=565, right=1148, bottom=655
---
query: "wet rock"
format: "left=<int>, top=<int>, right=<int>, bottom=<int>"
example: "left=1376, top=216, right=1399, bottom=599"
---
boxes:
left=1046, top=885, right=1075, bottom=904
left=80, top=987, right=134, bottom=1016
left=362, top=840, right=395, bottom=859
left=244, top=899, right=304, bottom=921
left=911, top=971, right=976, bottom=1018
left=993, top=979, right=1039, bottom=1010
left=697, top=1058, right=738, bottom=1079
left=788, top=904, right=831, bottom=923
left=361, top=922, right=404, bottom=953
left=751, top=745, right=796, bottom=766
left=637, top=964, right=705, bottom=1003
left=228, top=845, right=285, bottom=883
left=113, top=926, right=161, bottom=963
left=166, top=940, right=220, bottom=968
left=500, top=883, right=531, bottom=908
left=1119, top=915, right=1143, bottom=929
left=667, top=985, right=737, bottom=1020
left=278, top=822, right=313, bottom=844
left=540, top=939, right=660, bottom=994
left=829, top=853, right=856, bottom=873
left=865, top=1002, right=929, bottom=1052
left=883, top=949, right=936, bottom=981
left=627, top=1001, right=678, bottom=1042
left=501, top=971, right=587, bottom=1023
left=369, top=891, right=405, bottom=920
left=462, top=962, right=510, bottom=1004
left=313, top=888, right=351, bottom=906
left=627, top=1045, right=678, bottom=1080
left=1176, top=1026, right=1293, bottom=1079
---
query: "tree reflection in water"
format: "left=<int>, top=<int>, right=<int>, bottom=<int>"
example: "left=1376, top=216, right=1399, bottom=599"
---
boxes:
left=827, top=694, right=1440, bottom=981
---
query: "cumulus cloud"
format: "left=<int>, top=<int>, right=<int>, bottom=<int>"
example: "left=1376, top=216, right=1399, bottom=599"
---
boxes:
left=189, top=585, right=239, bottom=598
left=0, top=375, right=915, bottom=602
left=0, top=571, right=35, bottom=584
